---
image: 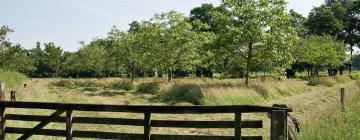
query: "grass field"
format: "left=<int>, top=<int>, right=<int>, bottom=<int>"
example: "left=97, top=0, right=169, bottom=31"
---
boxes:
left=1, top=71, right=359, bottom=139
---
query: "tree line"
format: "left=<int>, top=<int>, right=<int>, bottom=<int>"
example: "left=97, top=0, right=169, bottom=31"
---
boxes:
left=0, top=0, right=359, bottom=85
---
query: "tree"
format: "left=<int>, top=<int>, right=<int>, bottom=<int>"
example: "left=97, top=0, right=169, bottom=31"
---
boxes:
left=343, top=0, right=360, bottom=73
left=295, top=35, right=346, bottom=77
left=289, top=9, right=307, bottom=37
left=149, top=11, right=214, bottom=81
left=109, top=26, right=147, bottom=82
left=0, top=26, right=34, bottom=73
left=44, top=42, right=63, bottom=77
left=77, top=41, right=106, bottom=77
left=306, top=2, right=347, bottom=36
left=219, top=0, right=297, bottom=86
left=306, top=1, right=359, bottom=73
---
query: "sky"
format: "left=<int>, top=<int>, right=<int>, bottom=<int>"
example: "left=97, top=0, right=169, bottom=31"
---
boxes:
left=0, top=0, right=324, bottom=52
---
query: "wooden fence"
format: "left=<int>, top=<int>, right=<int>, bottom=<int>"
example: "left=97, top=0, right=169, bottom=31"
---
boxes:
left=0, top=101, right=292, bottom=140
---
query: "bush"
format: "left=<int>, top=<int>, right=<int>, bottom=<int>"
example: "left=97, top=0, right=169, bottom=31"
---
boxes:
left=350, top=73, right=360, bottom=80
left=109, top=80, right=134, bottom=91
left=160, top=84, right=203, bottom=105
left=137, top=82, right=160, bottom=94
left=307, top=77, right=321, bottom=86
left=307, top=77, right=336, bottom=87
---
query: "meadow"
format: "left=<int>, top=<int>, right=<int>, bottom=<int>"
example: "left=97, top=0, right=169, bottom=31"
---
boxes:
left=1, top=71, right=360, bottom=139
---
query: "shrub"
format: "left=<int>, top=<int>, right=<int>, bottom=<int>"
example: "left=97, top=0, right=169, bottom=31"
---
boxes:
left=109, top=80, right=134, bottom=91
left=137, top=82, right=160, bottom=94
left=160, top=84, right=203, bottom=105
left=350, top=73, right=360, bottom=80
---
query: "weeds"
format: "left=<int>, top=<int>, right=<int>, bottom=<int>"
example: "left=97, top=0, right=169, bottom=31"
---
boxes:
left=160, top=84, right=203, bottom=105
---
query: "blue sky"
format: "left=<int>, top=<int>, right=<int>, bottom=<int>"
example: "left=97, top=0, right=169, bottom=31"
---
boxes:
left=1, top=0, right=324, bottom=52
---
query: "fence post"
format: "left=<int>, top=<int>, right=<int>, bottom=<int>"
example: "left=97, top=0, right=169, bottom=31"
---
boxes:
left=0, top=82, right=5, bottom=101
left=340, top=88, right=345, bottom=112
left=144, top=112, right=151, bottom=140
left=10, top=91, right=16, bottom=102
left=0, top=106, right=5, bottom=140
left=66, top=110, right=73, bottom=140
left=234, top=113, right=242, bottom=140
left=271, top=110, right=288, bottom=140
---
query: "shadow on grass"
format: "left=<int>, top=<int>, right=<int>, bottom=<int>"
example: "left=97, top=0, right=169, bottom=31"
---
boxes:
left=82, top=87, right=99, bottom=92
left=87, top=91, right=127, bottom=97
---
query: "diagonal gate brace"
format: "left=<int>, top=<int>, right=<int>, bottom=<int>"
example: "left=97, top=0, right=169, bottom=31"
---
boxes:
left=17, top=110, right=65, bottom=140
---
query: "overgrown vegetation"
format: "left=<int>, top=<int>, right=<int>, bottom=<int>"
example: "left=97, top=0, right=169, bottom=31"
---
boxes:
left=160, top=84, right=204, bottom=105
left=297, top=73, right=360, bottom=140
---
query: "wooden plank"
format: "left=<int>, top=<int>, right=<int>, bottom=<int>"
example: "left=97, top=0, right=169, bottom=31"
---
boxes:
left=0, top=107, right=5, bottom=140
left=234, top=113, right=242, bottom=140
left=18, top=110, right=65, bottom=140
left=0, top=101, right=292, bottom=113
left=151, top=134, right=262, bottom=140
left=6, top=114, right=144, bottom=125
left=144, top=112, right=151, bottom=140
left=270, top=110, right=287, bottom=140
left=5, top=127, right=143, bottom=139
left=5, top=114, right=262, bottom=128
left=66, top=110, right=73, bottom=140
left=151, top=120, right=262, bottom=128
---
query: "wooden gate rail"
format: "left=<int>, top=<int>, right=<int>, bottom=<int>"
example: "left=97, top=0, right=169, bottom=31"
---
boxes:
left=0, top=101, right=292, bottom=140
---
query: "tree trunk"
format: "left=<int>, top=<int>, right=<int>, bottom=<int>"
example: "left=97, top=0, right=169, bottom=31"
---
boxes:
left=131, top=63, right=135, bottom=83
left=245, top=42, right=253, bottom=86
left=167, top=67, right=173, bottom=82
left=340, top=68, right=343, bottom=75
left=349, top=45, right=353, bottom=74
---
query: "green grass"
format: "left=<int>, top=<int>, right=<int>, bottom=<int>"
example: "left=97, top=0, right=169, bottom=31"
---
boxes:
left=0, top=71, right=27, bottom=93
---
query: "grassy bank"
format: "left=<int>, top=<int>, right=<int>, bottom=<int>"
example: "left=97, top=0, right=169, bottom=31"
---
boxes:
left=297, top=73, right=360, bottom=140
left=0, top=71, right=27, bottom=96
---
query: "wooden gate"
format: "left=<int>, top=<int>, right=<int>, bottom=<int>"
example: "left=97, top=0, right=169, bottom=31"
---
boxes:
left=0, top=101, right=292, bottom=140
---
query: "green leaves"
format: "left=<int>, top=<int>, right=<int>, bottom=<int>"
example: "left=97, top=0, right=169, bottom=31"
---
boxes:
left=295, top=35, right=346, bottom=69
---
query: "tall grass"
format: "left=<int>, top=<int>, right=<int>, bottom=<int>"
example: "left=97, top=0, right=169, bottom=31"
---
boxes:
left=297, top=74, right=360, bottom=140
left=160, top=84, right=203, bottom=105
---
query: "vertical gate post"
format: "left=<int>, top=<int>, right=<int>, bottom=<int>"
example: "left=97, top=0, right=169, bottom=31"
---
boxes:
left=0, top=82, right=5, bottom=101
left=0, top=106, right=5, bottom=140
left=144, top=112, right=151, bottom=140
left=66, top=110, right=73, bottom=140
left=271, top=110, right=288, bottom=140
left=234, top=113, right=242, bottom=140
